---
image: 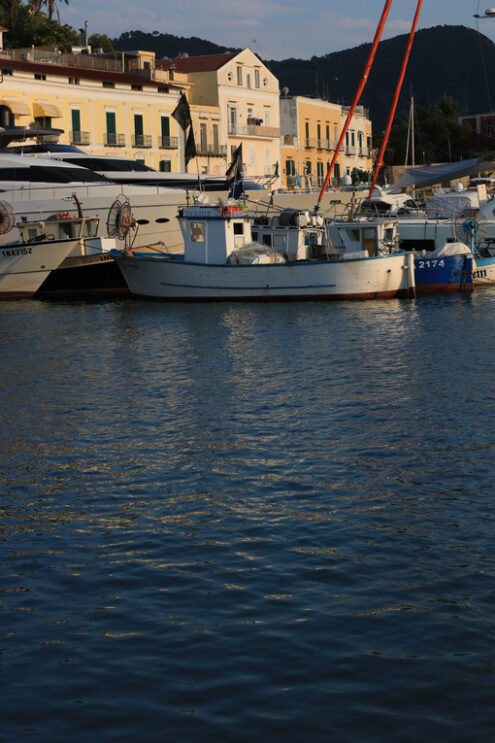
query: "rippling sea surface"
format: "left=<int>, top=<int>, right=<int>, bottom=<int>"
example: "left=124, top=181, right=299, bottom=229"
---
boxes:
left=1, top=291, right=495, bottom=742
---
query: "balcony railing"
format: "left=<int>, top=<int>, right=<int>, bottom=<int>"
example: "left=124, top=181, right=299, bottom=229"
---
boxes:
left=342, top=104, right=370, bottom=119
left=304, top=138, right=336, bottom=151
left=0, top=47, right=124, bottom=72
left=158, top=135, right=179, bottom=149
left=228, top=124, right=280, bottom=138
left=282, top=134, right=298, bottom=146
left=132, top=134, right=152, bottom=148
left=104, top=133, right=125, bottom=147
left=196, top=144, right=225, bottom=157
left=70, top=131, right=90, bottom=145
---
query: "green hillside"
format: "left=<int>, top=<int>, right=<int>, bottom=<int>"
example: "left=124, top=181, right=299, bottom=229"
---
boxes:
left=114, top=25, right=495, bottom=130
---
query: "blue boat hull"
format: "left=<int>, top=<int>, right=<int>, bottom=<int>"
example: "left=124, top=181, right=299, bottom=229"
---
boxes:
left=414, top=253, right=473, bottom=294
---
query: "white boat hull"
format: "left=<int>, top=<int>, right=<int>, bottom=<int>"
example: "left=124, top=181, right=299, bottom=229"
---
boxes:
left=0, top=183, right=269, bottom=253
left=115, top=252, right=415, bottom=301
left=473, top=256, right=495, bottom=284
left=0, top=238, right=77, bottom=298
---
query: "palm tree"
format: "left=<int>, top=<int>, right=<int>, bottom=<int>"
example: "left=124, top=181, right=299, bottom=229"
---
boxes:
left=29, top=0, right=69, bottom=22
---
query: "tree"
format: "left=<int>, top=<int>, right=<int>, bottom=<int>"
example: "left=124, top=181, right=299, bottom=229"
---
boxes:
left=0, top=0, right=21, bottom=34
left=374, top=94, right=470, bottom=166
left=2, top=2, right=78, bottom=49
left=88, top=33, right=115, bottom=53
left=31, top=0, right=69, bottom=22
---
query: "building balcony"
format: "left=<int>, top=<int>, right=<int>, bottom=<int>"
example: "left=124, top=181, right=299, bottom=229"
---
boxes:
left=342, top=104, right=370, bottom=120
left=305, top=138, right=334, bottom=151
left=228, top=124, right=280, bottom=138
left=132, top=134, right=152, bottom=148
left=196, top=144, right=226, bottom=157
left=104, top=133, right=125, bottom=147
left=282, top=134, right=298, bottom=146
left=158, top=135, right=179, bottom=149
left=70, top=131, right=90, bottom=145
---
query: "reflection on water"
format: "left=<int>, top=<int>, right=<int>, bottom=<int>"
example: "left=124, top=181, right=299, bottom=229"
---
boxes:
left=1, top=291, right=495, bottom=742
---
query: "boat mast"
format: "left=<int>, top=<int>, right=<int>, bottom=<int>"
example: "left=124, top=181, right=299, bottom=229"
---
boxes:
left=315, top=0, right=394, bottom=211
left=368, top=0, right=423, bottom=199
left=411, top=95, right=416, bottom=198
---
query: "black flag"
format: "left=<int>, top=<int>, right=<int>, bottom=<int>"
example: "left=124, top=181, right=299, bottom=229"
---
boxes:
left=172, top=93, right=192, bottom=131
left=185, top=126, right=197, bottom=166
left=225, top=144, right=244, bottom=198
left=225, top=143, right=243, bottom=181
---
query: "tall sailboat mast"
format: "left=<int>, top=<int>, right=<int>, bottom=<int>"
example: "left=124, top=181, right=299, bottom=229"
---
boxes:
left=368, top=0, right=423, bottom=198
left=315, top=0, right=394, bottom=210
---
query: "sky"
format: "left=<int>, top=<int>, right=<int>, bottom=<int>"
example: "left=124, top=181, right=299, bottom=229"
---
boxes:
left=61, top=0, right=495, bottom=60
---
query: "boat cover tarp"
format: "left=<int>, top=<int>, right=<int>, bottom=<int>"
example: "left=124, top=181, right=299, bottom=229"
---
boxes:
left=429, top=242, right=472, bottom=257
left=425, top=195, right=474, bottom=219
left=388, top=158, right=483, bottom=193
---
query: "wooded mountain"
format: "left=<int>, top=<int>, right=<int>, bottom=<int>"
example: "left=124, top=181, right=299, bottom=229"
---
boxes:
left=115, top=30, right=237, bottom=59
left=114, top=25, right=495, bottom=130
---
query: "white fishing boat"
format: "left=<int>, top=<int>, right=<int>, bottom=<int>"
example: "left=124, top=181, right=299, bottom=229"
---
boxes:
left=0, top=205, right=97, bottom=298
left=111, top=201, right=415, bottom=301
left=325, top=214, right=474, bottom=293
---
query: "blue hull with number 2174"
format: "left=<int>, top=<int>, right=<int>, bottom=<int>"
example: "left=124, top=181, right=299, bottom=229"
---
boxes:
left=414, top=246, right=473, bottom=294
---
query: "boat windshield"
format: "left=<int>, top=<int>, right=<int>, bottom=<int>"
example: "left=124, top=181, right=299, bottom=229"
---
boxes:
left=0, top=165, right=110, bottom=183
left=63, top=157, right=155, bottom=173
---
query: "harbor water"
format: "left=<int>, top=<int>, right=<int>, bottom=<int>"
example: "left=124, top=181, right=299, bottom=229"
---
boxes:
left=1, top=290, right=495, bottom=742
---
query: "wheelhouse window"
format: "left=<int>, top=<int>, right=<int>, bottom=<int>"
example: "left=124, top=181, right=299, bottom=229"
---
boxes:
left=190, top=222, right=205, bottom=242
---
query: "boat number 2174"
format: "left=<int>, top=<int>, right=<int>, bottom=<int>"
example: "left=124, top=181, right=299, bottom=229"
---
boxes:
left=416, top=259, right=445, bottom=269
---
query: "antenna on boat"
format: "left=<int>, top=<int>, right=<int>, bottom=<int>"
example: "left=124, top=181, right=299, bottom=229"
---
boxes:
left=314, top=0, right=394, bottom=212
left=368, top=0, right=423, bottom=199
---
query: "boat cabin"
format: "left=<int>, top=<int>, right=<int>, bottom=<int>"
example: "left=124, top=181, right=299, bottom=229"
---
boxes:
left=178, top=203, right=337, bottom=264
left=178, top=204, right=254, bottom=264
left=251, top=209, right=330, bottom=260
left=325, top=218, right=398, bottom=257
left=18, top=213, right=100, bottom=244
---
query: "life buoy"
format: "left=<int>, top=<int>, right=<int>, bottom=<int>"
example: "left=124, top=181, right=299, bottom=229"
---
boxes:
left=220, top=206, right=230, bottom=217
left=47, top=212, right=76, bottom=221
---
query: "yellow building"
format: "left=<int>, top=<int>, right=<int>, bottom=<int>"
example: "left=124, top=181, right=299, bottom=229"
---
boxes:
left=280, top=95, right=373, bottom=190
left=0, top=47, right=190, bottom=171
left=157, top=49, right=280, bottom=180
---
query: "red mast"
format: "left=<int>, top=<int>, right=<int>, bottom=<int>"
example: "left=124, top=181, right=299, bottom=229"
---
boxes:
left=368, top=0, right=423, bottom=198
left=315, top=0, right=394, bottom=210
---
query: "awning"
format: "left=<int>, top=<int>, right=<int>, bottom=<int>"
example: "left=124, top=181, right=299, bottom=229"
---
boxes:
left=0, top=98, right=30, bottom=116
left=33, top=101, right=62, bottom=118
left=387, top=158, right=483, bottom=193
